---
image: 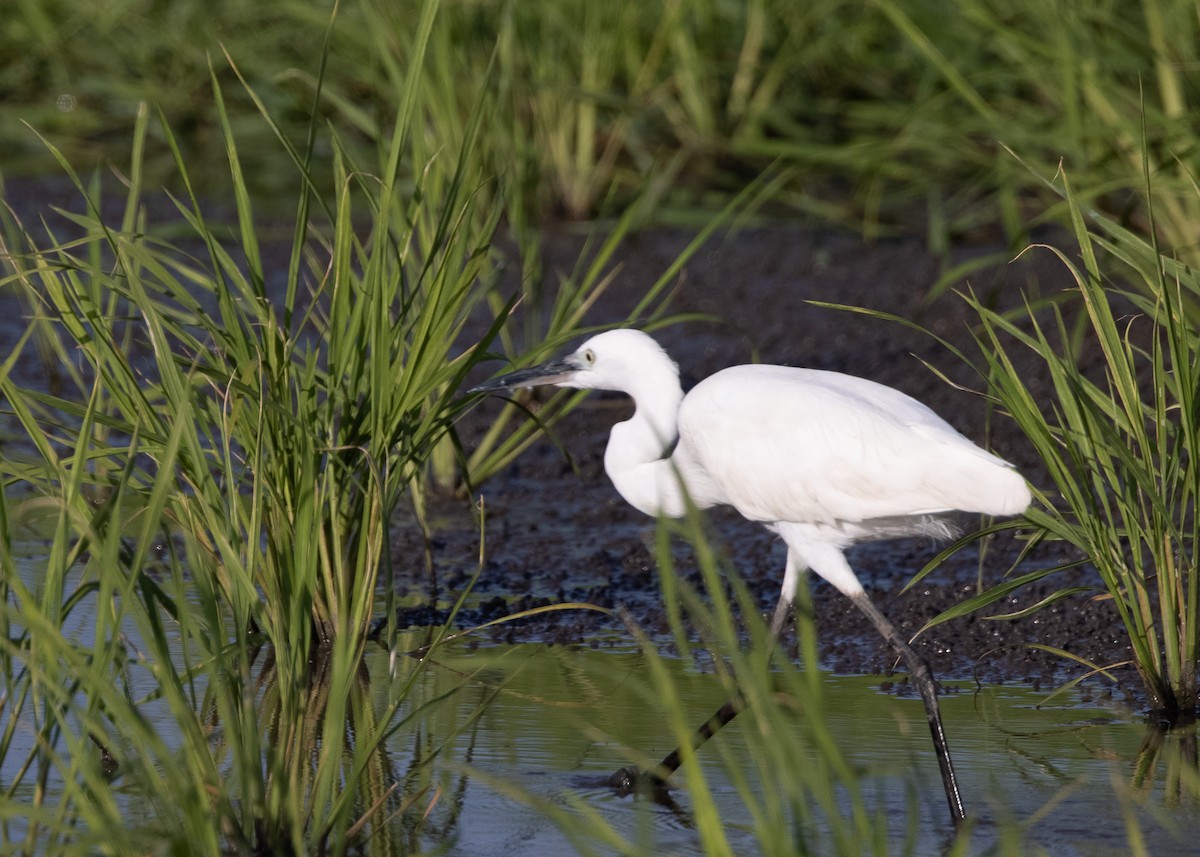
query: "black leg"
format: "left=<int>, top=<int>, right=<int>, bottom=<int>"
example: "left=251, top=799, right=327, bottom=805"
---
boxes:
left=609, top=593, right=790, bottom=794
left=611, top=586, right=966, bottom=831
left=608, top=695, right=746, bottom=794
left=849, top=590, right=966, bottom=830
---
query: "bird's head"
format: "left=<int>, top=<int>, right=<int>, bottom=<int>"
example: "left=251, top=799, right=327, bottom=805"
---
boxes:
left=470, top=329, right=678, bottom=396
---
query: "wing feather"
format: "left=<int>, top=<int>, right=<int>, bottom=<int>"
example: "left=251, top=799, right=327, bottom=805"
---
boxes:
left=674, top=365, right=1025, bottom=526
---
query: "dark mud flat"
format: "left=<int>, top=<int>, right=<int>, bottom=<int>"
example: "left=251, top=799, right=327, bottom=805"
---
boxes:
left=394, top=224, right=1138, bottom=703
left=0, top=175, right=1134, bottom=700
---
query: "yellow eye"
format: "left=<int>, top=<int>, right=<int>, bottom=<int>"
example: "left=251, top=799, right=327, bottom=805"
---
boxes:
left=583, top=348, right=596, bottom=366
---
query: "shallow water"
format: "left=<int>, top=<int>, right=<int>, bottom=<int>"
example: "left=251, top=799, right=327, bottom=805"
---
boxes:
left=2, top=509, right=1195, bottom=855
left=362, top=637, right=1195, bottom=856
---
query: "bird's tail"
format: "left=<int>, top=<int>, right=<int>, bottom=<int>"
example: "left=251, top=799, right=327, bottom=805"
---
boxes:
left=951, top=454, right=1032, bottom=518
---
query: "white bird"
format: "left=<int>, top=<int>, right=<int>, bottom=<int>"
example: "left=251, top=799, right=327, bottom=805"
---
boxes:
left=471, top=328, right=1031, bottom=828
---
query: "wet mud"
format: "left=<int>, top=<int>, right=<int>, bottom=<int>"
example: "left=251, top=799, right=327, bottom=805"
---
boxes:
left=397, top=224, right=1139, bottom=705
left=0, top=175, right=1137, bottom=703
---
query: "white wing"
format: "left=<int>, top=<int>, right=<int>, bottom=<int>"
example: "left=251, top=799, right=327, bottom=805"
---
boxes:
left=673, top=365, right=1028, bottom=527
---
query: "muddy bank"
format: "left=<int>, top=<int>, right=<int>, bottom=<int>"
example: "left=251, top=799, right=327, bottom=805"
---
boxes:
left=0, top=174, right=1137, bottom=703
left=393, top=224, right=1140, bottom=705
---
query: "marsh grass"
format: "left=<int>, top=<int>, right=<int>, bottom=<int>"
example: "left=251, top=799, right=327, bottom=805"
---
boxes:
left=891, top=168, right=1200, bottom=726
left=2, top=6, right=493, bottom=654
left=646, top=513, right=911, bottom=856
left=6, top=0, right=1197, bottom=257
left=972, top=210, right=1199, bottom=721
left=0, top=459, right=500, bottom=853
left=4, top=0, right=1200, bottom=851
left=501, top=515, right=1198, bottom=855
left=0, top=2, right=756, bottom=847
left=0, top=0, right=596, bottom=849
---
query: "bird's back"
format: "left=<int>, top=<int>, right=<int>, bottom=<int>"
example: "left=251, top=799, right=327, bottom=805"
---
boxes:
left=673, top=364, right=1030, bottom=534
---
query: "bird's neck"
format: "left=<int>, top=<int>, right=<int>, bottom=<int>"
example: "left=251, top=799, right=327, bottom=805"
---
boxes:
left=603, top=381, right=688, bottom=518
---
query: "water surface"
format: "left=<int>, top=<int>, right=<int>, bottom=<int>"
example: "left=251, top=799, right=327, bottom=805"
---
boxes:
left=364, top=638, right=1195, bottom=856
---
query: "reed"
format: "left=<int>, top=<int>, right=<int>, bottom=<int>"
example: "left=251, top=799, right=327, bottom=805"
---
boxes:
left=6, top=1, right=1197, bottom=255
left=4, top=37, right=487, bottom=650
left=482, top=511, right=919, bottom=856
left=0, top=1, right=524, bottom=848
left=968, top=182, right=1199, bottom=722
left=894, top=164, right=1200, bottom=725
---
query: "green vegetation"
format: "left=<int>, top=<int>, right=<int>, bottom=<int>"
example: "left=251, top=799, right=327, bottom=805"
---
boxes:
left=4, top=1, right=1197, bottom=255
left=0, top=2, right=511, bottom=848
left=956, top=172, right=1200, bottom=725
left=0, top=1, right=738, bottom=849
left=635, top=513, right=907, bottom=856
left=1, top=0, right=1199, bottom=853
left=847, top=155, right=1200, bottom=732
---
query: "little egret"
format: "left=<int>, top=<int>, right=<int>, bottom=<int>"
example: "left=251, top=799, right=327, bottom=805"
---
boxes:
left=471, top=328, right=1031, bottom=828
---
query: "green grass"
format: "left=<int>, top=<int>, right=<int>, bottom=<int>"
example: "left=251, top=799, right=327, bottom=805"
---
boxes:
left=0, top=467, right=499, bottom=853
left=4, top=0, right=1197, bottom=258
left=0, top=2, right=767, bottom=848
left=967, top=181, right=1199, bottom=723
left=484, top=511, right=923, bottom=857
left=0, top=1, right=589, bottom=849
left=487, top=511, right=1200, bottom=855
left=883, top=162, right=1200, bottom=726
left=2, top=3, right=493, bottom=651
left=3, top=0, right=1200, bottom=851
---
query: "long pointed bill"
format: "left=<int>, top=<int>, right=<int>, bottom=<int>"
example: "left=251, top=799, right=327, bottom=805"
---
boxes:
left=469, top=355, right=581, bottom=394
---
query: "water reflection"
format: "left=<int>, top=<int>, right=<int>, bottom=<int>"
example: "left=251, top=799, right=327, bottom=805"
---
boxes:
left=367, top=639, right=1197, bottom=856
left=1134, top=720, right=1199, bottom=806
left=3, top=580, right=1197, bottom=855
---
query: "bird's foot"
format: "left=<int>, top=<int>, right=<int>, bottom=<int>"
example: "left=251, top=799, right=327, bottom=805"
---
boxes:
left=607, top=766, right=670, bottom=798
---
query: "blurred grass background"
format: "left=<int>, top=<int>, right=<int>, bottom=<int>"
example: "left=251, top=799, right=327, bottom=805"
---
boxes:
left=4, top=0, right=1197, bottom=256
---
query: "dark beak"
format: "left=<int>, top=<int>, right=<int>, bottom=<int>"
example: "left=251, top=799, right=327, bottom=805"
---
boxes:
left=469, top=355, right=581, bottom=394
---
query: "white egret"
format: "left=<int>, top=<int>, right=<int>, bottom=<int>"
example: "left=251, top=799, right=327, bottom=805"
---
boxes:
left=471, top=328, right=1031, bottom=828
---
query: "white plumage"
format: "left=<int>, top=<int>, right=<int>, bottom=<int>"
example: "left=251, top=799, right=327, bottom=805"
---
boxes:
left=471, top=327, right=1031, bottom=826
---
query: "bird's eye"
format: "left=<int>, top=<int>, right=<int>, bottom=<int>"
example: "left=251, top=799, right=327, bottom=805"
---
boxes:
left=582, top=348, right=596, bottom=366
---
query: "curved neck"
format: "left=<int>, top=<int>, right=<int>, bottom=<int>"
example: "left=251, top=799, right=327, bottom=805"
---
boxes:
left=603, top=379, right=688, bottom=518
